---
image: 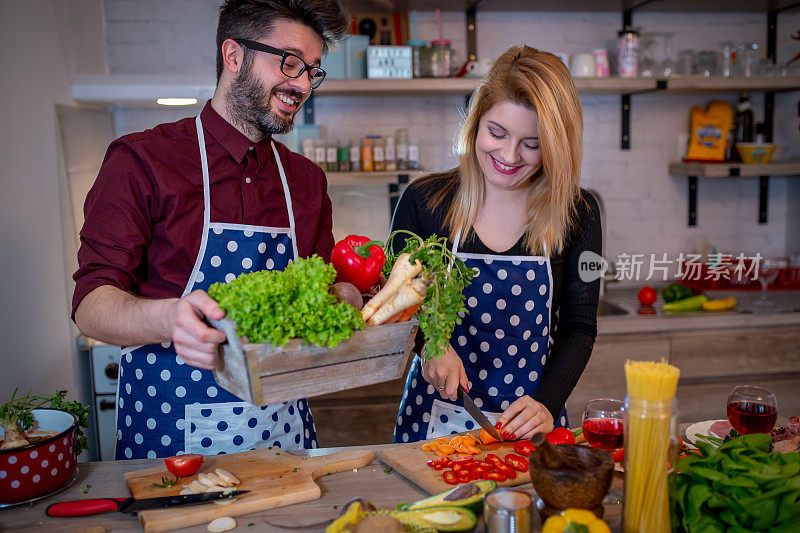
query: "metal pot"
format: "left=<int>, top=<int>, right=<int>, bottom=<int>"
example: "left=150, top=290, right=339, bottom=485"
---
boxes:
left=0, top=409, right=78, bottom=504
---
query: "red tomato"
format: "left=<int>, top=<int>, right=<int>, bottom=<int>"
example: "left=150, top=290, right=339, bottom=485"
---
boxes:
left=164, top=454, right=203, bottom=477
left=481, top=471, right=507, bottom=482
left=546, top=427, right=576, bottom=445
left=504, top=453, right=530, bottom=472
left=513, top=440, right=536, bottom=456
left=442, top=470, right=459, bottom=485
left=638, top=286, right=657, bottom=306
left=612, top=448, right=625, bottom=462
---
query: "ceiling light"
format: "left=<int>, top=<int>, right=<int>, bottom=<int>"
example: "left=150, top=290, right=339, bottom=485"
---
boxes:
left=156, top=98, right=198, bottom=106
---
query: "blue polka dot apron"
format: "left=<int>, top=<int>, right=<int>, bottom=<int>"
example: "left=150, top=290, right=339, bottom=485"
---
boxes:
left=393, top=230, right=568, bottom=443
left=114, top=115, right=318, bottom=459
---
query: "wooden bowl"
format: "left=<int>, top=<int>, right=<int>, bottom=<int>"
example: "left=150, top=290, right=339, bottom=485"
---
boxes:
left=528, top=444, right=614, bottom=511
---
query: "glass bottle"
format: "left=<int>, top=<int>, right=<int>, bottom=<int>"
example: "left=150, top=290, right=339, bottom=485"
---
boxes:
left=326, top=140, right=338, bottom=172
left=385, top=135, right=396, bottom=171
left=301, top=138, right=314, bottom=161
left=407, top=137, right=419, bottom=170
left=396, top=129, right=409, bottom=170
left=337, top=142, right=350, bottom=172
left=313, top=139, right=326, bottom=169
left=350, top=139, right=361, bottom=172
left=735, top=93, right=754, bottom=144
left=361, top=138, right=374, bottom=172
left=372, top=137, right=386, bottom=171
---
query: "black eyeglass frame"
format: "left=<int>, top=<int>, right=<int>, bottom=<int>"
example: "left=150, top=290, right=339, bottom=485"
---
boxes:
left=232, top=38, right=326, bottom=89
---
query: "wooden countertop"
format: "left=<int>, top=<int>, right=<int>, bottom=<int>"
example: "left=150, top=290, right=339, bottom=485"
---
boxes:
left=0, top=444, right=624, bottom=532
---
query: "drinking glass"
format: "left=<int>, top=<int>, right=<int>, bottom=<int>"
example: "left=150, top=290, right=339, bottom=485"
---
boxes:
left=582, top=398, right=625, bottom=451
left=697, top=51, right=718, bottom=77
left=658, top=32, right=676, bottom=78
left=726, top=385, right=778, bottom=435
left=638, top=33, right=657, bottom=78
left=720, top=41, right=737, bottom=77
left=754, top=256, right=788, bottom=309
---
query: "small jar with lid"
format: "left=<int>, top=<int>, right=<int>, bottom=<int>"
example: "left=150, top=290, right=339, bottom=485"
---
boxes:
left=372, top=137, right=386, bottom=171
left=430, top=39, right=452, bottom=78
left=395, top=129, right=409, bottom=170
left=361, top=138, right=374, bottom=172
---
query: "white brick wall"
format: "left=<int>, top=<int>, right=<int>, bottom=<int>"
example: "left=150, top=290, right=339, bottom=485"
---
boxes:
left=104, top=1, right=800, bottom=264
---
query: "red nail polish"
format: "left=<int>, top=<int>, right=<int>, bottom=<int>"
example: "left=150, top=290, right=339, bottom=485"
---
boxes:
left=495, top=422, right=503, bottom=429
left=500, top=431, right=508, bottom=439
left=509, top=434, right=517, bottom=440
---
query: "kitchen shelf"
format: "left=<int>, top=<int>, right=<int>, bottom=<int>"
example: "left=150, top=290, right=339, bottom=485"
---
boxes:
left=326, top=170, right=423, bottom=186
left=669, top=160, right=800, bottom=227
left=663, top=76, right=800, bottom=93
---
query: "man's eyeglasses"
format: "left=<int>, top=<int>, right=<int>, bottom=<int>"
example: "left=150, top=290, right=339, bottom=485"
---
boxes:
left=233, top=38, right=326, bottom=89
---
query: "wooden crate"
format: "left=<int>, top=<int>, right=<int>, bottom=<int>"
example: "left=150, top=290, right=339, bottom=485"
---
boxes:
left=210, top=318, right=418, bottom=406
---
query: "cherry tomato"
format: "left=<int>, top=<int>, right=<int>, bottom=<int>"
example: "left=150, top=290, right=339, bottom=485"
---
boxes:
left=442, top=470, right=459, bottom=485
left=164, top=454, right=204, bottom=477
left=612, top=448, right=625, bottom=462
left=513, top=440, right=536, bottom=456
left=638, top=286, right=657, bottom=306
left=546, top=427, right=576, bottom=445
left=481, top=471, right=507, bottom=482
left=504, top=453, right=530, bottom=472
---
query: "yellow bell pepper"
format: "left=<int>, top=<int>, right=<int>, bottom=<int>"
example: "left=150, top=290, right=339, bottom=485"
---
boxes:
left=325, top=501, right=365, bottom=533
left=702, top=296, right=737, bottom=312
left=542, top=508, right=611, bottom=533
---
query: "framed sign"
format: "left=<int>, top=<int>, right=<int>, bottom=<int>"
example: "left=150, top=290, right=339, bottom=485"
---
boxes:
left=351, top=12, right=409, bottom=45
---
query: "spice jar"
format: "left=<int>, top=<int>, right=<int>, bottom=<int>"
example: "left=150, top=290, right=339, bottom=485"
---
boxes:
left=430, top=39, right=452, bottom=78
left=361, top=138, right=373, bottom=172
left=396, top=129, right=409, bottom=170
left=372, top=136, right=386, bottom=171
left=407, top=39, right=426, bottom=78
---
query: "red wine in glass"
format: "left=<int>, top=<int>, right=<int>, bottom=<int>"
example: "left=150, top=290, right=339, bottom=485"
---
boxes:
left=583, top=418, right=624, bottom=450
left=727, top=401, right=778, bottom=435
left=726, top=385, right=778, bottom=435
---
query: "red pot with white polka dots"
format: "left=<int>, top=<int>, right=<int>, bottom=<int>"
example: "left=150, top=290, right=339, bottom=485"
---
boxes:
left=0, top=409, right=78, bottom=504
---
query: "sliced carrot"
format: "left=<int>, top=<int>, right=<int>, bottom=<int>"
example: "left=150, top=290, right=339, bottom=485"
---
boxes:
left=428, top=442, right=440, bottom=451
left=435, top=437, right=450, bottom=445
left=421, top=442, right=433, bottom=451
left=448, top=436, right=463, bottom=447
left=457, top=453, right=473, bottom=458
left=462, top=435, right=477, bottom=446
left=435, top=448, right=451, bottom=457
left=464, top=445, right=482, bottom=454
left=479, top=428, right=500, bottom=445
left=438, top=445, right=455, bottom=455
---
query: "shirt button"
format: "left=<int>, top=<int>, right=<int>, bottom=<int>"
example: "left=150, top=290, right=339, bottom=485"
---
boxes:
left=248, top=146, right=254, bottom=151
left=245, top=177, right=252, bottom=184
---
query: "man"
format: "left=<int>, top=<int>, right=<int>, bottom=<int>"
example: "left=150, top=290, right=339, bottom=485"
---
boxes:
left=72, top=0, right=348, bottom=459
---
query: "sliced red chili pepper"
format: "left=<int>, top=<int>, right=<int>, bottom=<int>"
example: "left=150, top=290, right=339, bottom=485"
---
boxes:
left=481, top=471, right=507, bottom=482
left=456, top=469, right=471, bottom=483
left=452, top=463, right=467, bottom=472
left=439, top=457, right=452, bottom=466
left=451, top=456, right=474, bottom=463
left=504, top=453, right=530, bottom=472
left=513, top=440, right=536, bottom=456
left=442, top=470, right=459, bottom=485
left=461, top=461, right=479, bottom=470
left=426, top=459, right=438, bottom=469
left=471, top=466, right=488, bottom=477
left=494, top=462, right=517, bottom=478
left=485, top=454, right=504, bottom=468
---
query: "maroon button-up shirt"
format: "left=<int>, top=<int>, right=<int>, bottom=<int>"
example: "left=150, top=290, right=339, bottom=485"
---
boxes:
left=72, top=102, right=334, bottom=318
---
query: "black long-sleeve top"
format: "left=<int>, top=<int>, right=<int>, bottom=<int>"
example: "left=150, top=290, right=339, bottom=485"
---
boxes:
left=390, top=175, right=601, bottom=421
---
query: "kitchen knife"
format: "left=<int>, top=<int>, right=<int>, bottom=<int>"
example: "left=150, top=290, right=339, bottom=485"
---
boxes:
left=458, top=385, right=503, bottom=441
left=45, top=490, right=249, bottom=517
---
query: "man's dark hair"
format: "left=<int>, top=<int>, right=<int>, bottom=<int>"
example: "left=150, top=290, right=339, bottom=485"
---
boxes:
left=216, top=0, right=349, bottom=82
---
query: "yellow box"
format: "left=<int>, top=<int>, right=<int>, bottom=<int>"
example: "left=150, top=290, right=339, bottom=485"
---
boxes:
left=736, top=143, right=777, bottom=164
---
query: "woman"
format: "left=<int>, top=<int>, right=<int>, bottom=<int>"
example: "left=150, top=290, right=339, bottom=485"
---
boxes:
left=392, top=46, right=601, bottom=443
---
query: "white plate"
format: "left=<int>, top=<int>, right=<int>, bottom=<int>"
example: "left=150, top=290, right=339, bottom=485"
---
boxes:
left=685, top=419, right=727, bottom=446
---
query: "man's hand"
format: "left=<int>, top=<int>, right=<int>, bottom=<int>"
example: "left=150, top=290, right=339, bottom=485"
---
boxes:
left=495, top=396, right=554, bottom=441
left=421, top=345, right=469, bottom=401
left=169, top=290, right=227, bottom=370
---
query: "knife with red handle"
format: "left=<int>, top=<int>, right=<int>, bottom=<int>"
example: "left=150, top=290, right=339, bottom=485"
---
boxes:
left=46, top=491, right=248, bottom=516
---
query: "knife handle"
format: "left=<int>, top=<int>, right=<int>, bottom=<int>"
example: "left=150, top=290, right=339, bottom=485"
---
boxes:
left=46, top=498, right=127, bottom=517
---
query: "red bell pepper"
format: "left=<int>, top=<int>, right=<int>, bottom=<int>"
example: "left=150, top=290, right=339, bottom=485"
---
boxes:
left=546, top=427, right=576, bottom=445
left=330, top=235, right=386, bottom=292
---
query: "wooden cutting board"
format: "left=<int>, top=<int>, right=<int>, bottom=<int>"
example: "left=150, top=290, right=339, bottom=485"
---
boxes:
left=124, top=448, right=374, bottom=532
left=377, top=430, right=530, bottom=494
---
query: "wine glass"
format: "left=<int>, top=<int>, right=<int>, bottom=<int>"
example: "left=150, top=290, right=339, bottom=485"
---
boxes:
left=726, top=385, right=778, bottom=435
left=582, top=398, right=625, bottom=451
left=754, top=256, right=788, bottom=310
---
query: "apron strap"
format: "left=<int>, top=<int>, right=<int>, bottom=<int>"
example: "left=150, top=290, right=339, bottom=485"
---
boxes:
left=183, top=115, right=214, bottom=297
left=271, top=141, right=299, bottom=261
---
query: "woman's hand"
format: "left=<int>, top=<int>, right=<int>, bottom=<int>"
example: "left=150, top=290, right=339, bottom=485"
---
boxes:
left=421, top=345, right=469, bottom=401
left=496, top=396, right=554, bottom=441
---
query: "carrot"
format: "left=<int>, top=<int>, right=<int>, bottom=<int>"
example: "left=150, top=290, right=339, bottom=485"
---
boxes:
left=448, top=435, right=463, bottom=447
left=367, top=277, right=428, bottom=326
left=421, top=442, right=433, bottom=451
left=464, top=445, right=481, bottom=455
left=462, top=435, right=477, bottom=446
left=428, top=442, right=440, bottom=451
left=479, top=428, right=500, bottom=445
left=437, top=444, right=455, bottom=455
left=435, top=447, right=451, bottom=457
left=361, top=253, right=422, bottom=322
left=435, top=437, right=450, bottom=445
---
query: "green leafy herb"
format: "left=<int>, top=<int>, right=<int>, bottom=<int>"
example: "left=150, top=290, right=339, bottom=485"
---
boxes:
left=209, top=256, right=364, bottom=347
left=333, top=505, right=338, bottom=510
left=383, top=467, right=393, bottom=474
left=669, top=433, right=800, bottom=532
left=80, top=484, right=92, bottom=494
left=248, top=523, right=254, bottom=527
left=384, top=231, right=475, bottom=361
left=152, top=475, right=179, bottom=488
left=0, top=388, right=89, bottom=455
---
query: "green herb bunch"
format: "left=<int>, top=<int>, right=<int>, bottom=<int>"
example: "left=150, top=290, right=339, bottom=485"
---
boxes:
left=208, top=256, right=364, bottom=347
left=384, top=231, right=475, bottom=361
left=669, top=433, right=800, bottom=532
left=1, top=388, right=89, bottom=454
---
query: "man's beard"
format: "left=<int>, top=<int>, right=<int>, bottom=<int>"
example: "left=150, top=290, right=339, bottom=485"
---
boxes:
left=225, top=58, right=302, bottom=139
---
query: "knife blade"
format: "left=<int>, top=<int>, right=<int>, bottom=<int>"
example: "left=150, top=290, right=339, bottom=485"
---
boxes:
left=458, top=385, right=503, bottom=441
left=45, top=490, right=249, bottom=517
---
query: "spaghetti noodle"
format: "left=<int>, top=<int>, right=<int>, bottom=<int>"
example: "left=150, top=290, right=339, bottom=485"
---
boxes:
left=623, top=360, right=680, bottom=533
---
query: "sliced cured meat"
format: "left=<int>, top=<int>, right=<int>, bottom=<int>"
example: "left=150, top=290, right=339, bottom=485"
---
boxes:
left=773, top=436, right=800, bottom=454
left=709, top=420, right=733, bottom=439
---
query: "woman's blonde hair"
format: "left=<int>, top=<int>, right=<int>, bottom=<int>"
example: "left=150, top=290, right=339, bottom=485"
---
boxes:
left=426, top=45, right=583, bottom=255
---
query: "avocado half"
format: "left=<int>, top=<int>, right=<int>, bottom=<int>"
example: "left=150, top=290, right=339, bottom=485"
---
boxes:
left=398, top=480, right=496, bottom=516
left=391, top=506, right=477, bottom=532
